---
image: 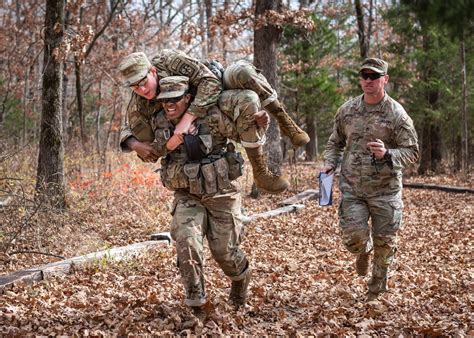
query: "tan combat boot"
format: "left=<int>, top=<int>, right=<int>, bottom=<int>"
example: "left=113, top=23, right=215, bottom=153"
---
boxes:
left=245, top=147, right=289, bottom=194
left=265, top=100, right=310, bottom=147
left=230, top=269, right=252, bottom=308
left=356, top=252, right=371, bottom=276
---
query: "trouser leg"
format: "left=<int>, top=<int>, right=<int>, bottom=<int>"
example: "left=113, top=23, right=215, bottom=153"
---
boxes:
left=339, top=192, right=372, bottom=255
left=170, top=192, right=208, bottom=307
left=223, top=61, right=309, bottom=146
left=218, top=90, right=289, bottom=193
left=367, top=192, right=403, bottom=296
left=203, top=191, right=249, bottom=280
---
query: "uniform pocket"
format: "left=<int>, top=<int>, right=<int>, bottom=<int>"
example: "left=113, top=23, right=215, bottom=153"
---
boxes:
left=388, top=199, right=404, bottom=230
left=129, top=114, right=154, bottom=142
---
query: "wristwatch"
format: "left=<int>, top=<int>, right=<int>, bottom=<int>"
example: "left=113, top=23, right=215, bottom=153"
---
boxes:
left=383, top=149, right=392, bottom=161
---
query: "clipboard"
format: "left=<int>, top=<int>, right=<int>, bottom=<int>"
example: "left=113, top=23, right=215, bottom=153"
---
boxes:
left=318, top=172, right=334, bottom=206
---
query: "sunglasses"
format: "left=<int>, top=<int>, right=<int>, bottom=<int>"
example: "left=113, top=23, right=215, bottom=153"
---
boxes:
left=160, top=95, right=185, bottom=104
left=130, top=70, right=150, bottom=89
left=360, top=72, right=385, bottom=80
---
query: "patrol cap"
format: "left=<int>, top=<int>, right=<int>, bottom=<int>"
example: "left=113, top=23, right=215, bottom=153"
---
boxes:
left=360, top=58, right=388, bottom=74
left=119, top=52, right=151, bottom=87
left=157, top=76, right=189, bottom=100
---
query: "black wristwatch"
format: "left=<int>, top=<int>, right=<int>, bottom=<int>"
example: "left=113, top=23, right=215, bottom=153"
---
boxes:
left=383, top=149, right=392, bottom=161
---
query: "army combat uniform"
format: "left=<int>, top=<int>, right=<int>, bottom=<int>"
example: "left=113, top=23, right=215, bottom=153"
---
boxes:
left=119, top=49, right=309, bottom=149
left=149, top=76, right=252, bottom=308
left=323, top=92, right=419, bottom=297
left=119, top=51, right=290, bottom=193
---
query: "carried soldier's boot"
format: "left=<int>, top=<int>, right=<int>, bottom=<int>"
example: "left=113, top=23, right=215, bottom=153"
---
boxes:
left=245, top=147, right=289, bottom=194
left=356, top=252, right=371, bottom=276
left=265, top=100, right=310, bottom=147
left=229, top=269, right=252, bottom=308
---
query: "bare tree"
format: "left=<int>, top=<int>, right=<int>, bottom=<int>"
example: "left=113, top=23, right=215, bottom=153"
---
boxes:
left=254, top=0, right=283, bottom=196
left=354, top=0, right=374, bottom=59
left=35, top=0, right=67, bottom=209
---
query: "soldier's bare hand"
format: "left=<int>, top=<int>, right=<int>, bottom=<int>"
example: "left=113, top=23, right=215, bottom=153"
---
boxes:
left=367, top=139, right=387, bottom=159
left=318, top=165, right=334, bottom=177
left=254, top=110, right=270, bottom=128
left=166, top=133, right=184, bottom=151
left=131, top=141, right=159, bottom=162
left=174, top=112, right=198, bottom=135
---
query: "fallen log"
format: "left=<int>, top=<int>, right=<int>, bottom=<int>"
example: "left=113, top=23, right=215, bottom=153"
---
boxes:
left=0, top=240, right=169, bottom=294
left=279, top=189, right=319, bottom=206
left=241, top=204, right=305, bottom=224
left=403, top=182, right=474, bottom=194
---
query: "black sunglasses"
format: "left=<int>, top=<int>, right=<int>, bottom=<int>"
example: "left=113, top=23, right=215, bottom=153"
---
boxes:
left=160, top=95, right=185, bottom=104
left=360, top=72, right=385, bottom=80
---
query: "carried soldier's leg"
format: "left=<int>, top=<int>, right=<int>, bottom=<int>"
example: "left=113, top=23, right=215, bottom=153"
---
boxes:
left=223, top=60, right=310, bottom=147
left=339, top=192, right=374, bottom=278
left=367, top=193, right=403, bottom=300
left=204, top=192, right=251, bottom=307
left=170, top=192, right=209, bottom=317
left=218, top=89, right=289, bottom=193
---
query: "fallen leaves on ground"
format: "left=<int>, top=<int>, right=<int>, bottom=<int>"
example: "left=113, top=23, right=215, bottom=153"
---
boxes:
left=0, top=157, right=472, bottom=335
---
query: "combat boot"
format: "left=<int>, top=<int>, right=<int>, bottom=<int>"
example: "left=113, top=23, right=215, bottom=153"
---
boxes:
left=356, top=252, right=371, bottom=276
left=229, top=269, right=252, bottom=308
left=367, top=262, right=388, bottom=301
left=245, top=147, right=289, bottom=194
left=265, top=100, right=310, bottom=147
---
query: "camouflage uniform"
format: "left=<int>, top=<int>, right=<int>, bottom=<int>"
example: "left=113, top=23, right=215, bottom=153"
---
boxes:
left=120, top=49, right=222, bottom=147
left=323, top=92, right=419, bottom=296
left=150, top=78, right=249, bottom=307
left=119, top=50, right=308, bottom=150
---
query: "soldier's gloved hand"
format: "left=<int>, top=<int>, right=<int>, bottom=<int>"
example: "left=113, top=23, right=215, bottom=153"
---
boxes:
left=166, top=133, right=184, bottom=151
left=174, top=112, right=198, bottom=135
left=254, top=110, right=270, bottom=129
left=367, top=139, right=387, bottom=160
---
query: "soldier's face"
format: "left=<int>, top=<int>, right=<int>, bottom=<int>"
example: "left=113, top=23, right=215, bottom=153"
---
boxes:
left=360, top=70, right=388, bottom=97
left=162, top=93, right=191, bottom=120
left=131, top=67, right=158, bottom=100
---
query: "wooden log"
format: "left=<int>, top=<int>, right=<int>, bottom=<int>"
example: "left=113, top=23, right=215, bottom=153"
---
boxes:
left=242, top=204, right=305, bottom=224
left=0, top=240, right=169, bottom=294
left=403, top=182, right=474, bottom=194
left=279, top=189, right=319, bottom=206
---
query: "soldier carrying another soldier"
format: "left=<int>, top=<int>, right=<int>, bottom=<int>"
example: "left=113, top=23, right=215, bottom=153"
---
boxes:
left=124, top=75, right=254, bottom=319
left=118, top=50, right=309, bottom=193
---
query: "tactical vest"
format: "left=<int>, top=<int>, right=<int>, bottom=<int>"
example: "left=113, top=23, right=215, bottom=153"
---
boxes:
left=153, top=112, right=244, bottom=195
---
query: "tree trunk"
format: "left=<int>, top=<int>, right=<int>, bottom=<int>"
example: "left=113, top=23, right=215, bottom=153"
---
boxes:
left=35, top=0, right=66, bottom=209
left=204, top=0, right=214, bottom=55
left=254, top=0, right=283, bottom=175
left=305, top=115, right=317, bottom=161
left=460, top=38, right=469, bottom=177
left=354, top=0, right=373, bottom=59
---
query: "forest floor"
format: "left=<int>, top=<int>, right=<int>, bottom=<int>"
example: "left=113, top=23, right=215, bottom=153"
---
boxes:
left=0, top=150, right=473, bottom=335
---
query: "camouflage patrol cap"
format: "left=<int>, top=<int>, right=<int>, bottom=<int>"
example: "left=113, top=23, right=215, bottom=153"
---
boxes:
left=360, top=58, right=388, bottom=74
left=119, top=52, right=151, bottom=87
left=157, top=76, right=189, bottom=99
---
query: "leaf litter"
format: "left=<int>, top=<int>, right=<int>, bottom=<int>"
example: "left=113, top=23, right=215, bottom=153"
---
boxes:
left=0, top=157, right=472, bottom=335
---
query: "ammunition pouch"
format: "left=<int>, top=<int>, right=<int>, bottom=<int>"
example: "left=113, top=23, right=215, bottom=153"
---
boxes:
left=161, top=150, right=244, bottom=195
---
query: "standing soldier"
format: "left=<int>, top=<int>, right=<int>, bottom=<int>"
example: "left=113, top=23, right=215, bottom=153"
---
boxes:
left=319, top=58, right=419, bottom=300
